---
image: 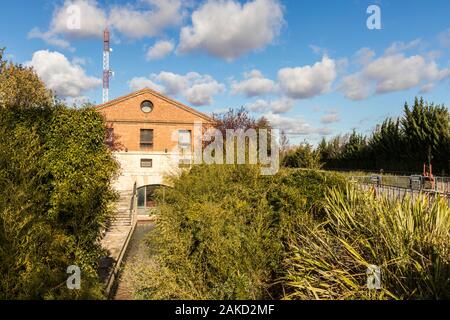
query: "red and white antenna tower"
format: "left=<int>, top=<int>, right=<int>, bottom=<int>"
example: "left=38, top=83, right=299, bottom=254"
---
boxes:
left=103, top=28, right=113, bottom=103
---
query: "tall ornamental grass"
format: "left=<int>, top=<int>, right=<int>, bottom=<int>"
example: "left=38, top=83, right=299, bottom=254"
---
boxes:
left=284, top=185, right=450, bottom=299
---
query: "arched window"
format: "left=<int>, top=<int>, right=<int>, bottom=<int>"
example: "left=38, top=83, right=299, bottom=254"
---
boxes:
left=137, top=184, right=168, bottom=209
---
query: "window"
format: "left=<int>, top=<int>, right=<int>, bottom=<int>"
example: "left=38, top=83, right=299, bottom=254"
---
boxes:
left=106, top=127, right=114, bottom=148
left=137, top=185, right=168, bottom=209
left=141, top=100, right=153, bottom=113
left=178, top=130, right=191, bottom=152
left=140, top=159, right=153, bottom=168
left=140, top=129, right=153, bottom=148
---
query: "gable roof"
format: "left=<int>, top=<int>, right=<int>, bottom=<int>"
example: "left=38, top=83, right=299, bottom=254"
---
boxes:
left=96, top=88, right=215, bottom=123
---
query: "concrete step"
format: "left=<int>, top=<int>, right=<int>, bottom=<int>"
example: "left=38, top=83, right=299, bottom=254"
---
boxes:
left=111, top=219, right=131, bottom=222
left=110, top=218, right=131, bottom=223
left=110, top=223, right=131, bottom=228
left=112, top=219, right=131, bottom=223
left=111, top=213, right=129, bottom=217
left=107, top=189, right=134, bottom=228
left=109, top=215, right=131, bottom=221
left=113, top=216, right=131, bottom=219
left=115, top=213, right=131, bottom=217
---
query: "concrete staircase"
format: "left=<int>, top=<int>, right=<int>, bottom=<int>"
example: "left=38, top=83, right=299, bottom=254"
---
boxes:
left=109, top=190, right=134, bottom=228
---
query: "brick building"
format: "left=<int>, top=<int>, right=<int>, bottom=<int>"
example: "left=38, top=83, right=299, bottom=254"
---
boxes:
left=96, top=88, right=214, bottom=210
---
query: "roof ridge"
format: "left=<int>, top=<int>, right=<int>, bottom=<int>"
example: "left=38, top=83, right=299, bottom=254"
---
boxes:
left=96, top=88, right=215, bottom=122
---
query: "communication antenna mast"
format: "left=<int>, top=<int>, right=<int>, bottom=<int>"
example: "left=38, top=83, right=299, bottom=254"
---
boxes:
left=103, top=28, right=113, bottom=103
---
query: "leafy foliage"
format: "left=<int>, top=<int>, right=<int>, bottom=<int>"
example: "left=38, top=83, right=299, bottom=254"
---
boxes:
left=282, top=143, right=323, bottom=169
left=212, top=106, right=270, bottom=134
left=0, top=50, right=118, bottom=299
left=320, top=97, right=450, bottom=174
left=129, top=166, right=345, bottom=299
left=130, top=164, right=449, bottom=300
left=0, top=48, right=53, bottom=110
left=284, top=185, right=450, bottom=299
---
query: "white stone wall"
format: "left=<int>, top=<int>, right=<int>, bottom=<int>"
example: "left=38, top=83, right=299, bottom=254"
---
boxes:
left=112, top=151, right=188, bottom=191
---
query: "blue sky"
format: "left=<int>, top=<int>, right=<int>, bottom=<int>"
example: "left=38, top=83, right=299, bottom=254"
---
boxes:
left=1, top=0, right=450, bottom=144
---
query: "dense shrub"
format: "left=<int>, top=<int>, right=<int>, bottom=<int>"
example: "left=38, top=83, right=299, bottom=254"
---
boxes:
left=282, top=144, right=323, bottom=169
left=0, top=50, right=118, bottom=299
left=0, top=106, right=118, bottom=299
left=129, top=165, right=346, bottom=299
left=284, top=186, right=450, bottom=299
left=131, top=165, right=449, bottom=300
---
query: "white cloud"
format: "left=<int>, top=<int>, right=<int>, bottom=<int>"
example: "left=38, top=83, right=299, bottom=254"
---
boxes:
left=340, top=52, right=450, bottom=100
left=65, top=95, right=90, bottom=105
left=419, top=83, right=435, bottom=94
left=146, top=40, right=175, bottom=60
left=231, top=69, right=278, bottom=97
left=154, top=71, right=192, bottom=96
left=246, top=98, right=294, bottom=114
left=263, top=113, right=331, bottom=136
left=384, top=38, right=422, bottom=55
left=128, top=77, right=164, bottom=92
left=51, top=0, right=107, bottom=38
left=320, top=110, right=340, bottom=124
left=309, top=44, right=328, bottom=56
left=278, top=56, right=337, bottom=99
left=128, top=71, right=224, bottom=106
left=354, top=47, right=375, bottom=65
left=29, top=0, right=183, bottom=49
left=25, top=50, right=101, bottom=98
left=28, top=28, right=74, bottom=51
left=366, top=54, right=448, bottom=93
left=339, top=73, right=372, bottom=100
left=28, top=0, right=108, bottom=49
left=109, top=0, right=184, bottom=39
left=178, top=0, right=284, bottom=60
left=340, top=39, right=450, bottom=100
left=184, top=81, right=225, bottom=106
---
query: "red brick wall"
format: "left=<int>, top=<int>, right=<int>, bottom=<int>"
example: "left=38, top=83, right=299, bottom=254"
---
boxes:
left=97, top=90, right=213, bottom=152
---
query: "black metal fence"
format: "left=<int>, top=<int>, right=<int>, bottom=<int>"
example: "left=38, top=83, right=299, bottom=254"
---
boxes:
left=351, top=175, right=450, bottom=206
left=350, top=175, right=450, bottom=193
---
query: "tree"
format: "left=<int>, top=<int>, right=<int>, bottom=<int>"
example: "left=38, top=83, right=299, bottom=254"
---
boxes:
left=211, top=107, right=273, bottom=164
left=212, top=106, right=268, bottom=134
left=318, top=97, right=450, bottom=174
left=402, top=97, right=450, bottom=170
left=0, top=48, right=53, bottom=110
left=0, top=50, right=118, bottom=299
left=282, top=143, right=323, bottom=169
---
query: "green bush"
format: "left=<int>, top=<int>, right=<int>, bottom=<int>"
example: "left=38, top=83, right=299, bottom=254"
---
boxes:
left=284, top=185, right=450, bottom=299
left=282, top=144, right=323, bottom=169
left=129, top=165, right=346, bottom=299
left=0, top=106, right=118, bottom=299
left=131, top=164, right=449, bottom=300
left=0, top=51, right=119, bottom=299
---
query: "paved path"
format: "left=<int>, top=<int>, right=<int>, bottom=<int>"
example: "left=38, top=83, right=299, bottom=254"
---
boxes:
left=99, top=225, right=133, bottom=289
left=113, top=222, right=155, bottom=300
left=101, top=226, right=132, bottom=262
left=99, top=190, right=134, bottom=291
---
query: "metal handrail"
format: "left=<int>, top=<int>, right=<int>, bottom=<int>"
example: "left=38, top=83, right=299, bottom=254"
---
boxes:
left=104, top=181, right=138, bottom=298
left=129, top=182, right=137, bottom=223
